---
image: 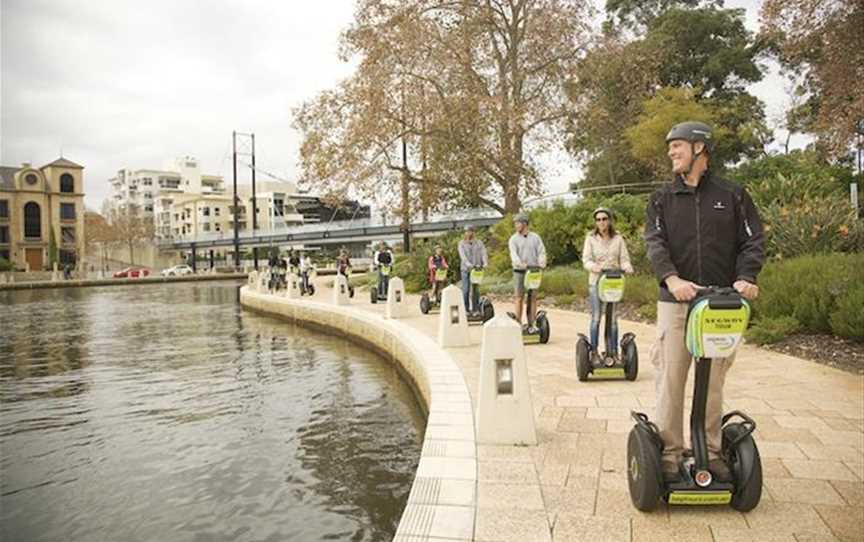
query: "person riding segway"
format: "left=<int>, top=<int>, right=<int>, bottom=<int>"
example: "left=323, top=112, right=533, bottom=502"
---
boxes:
left=420, top=245, right=449, bottom=314
left=370, top=242, right=393, bottom=304
left=459, top=225, right=494, bottom=324
left=576, top=207, right=638, bottom=380
left=627, top=121, right=765, bottom=511
left=336, top=249, right=355, bottom=298
left=507, top=213, right=550, bottom=344
left=300, top=252, right=316, bottom=296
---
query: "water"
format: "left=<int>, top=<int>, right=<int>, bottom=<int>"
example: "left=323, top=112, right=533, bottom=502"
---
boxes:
left=0, top=282, right=425, bottom=542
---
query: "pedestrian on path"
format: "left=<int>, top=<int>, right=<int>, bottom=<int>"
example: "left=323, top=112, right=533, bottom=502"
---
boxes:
left=458, top=225, right=488, bottom=314
left=581, top=207, right=634, bottom=362
left=508, top=213, right=546, bottom=330
left=644, top=121, right=765, bottom=484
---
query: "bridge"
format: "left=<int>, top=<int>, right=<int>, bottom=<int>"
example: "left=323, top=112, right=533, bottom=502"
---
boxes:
left=159, top=208, right=504, bottom=251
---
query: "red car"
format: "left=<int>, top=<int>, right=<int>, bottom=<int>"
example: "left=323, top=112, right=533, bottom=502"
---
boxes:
left=113, top=267, right=151, bottom=278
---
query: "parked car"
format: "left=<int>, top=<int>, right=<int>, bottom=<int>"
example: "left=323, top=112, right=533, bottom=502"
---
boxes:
left=161, top=265, right=193, bottom=277
left=113, top=267, right=150, bottom=279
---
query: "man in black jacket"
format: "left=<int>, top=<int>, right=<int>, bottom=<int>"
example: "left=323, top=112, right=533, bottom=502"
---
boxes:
left=644, top=121, right=765, bottom=484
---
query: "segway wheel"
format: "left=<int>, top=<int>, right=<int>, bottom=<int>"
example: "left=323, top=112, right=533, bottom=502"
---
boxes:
left=349, top=285, right=355, bottom=298
left=420, top=294, right=430, bottom=314
left=309, top=284, right=315, bottom=296
left=723, top=423, right=763, bottom=512
left=576, top=336, right=591, bottom=382
left=622, top=333, right=639, bottom=381
left=480, top=298, right=495, bottom=322
left=370, top=287, right=378, bottom=304
left=627, top=426, right=663, bottom=512
left=537, top=312, right=550, bottom=344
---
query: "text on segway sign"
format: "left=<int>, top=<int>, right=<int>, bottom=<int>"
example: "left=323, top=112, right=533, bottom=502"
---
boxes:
left=668, top=492, right=732, bottom=505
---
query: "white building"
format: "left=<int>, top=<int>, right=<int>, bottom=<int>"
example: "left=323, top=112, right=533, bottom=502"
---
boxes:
left=107, top=156, right=226, bottom=239
left=169, top=181, right=305, bottom=241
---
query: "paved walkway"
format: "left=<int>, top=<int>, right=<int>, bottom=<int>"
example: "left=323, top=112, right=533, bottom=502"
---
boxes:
left=318, top=282, right=864, bottom=541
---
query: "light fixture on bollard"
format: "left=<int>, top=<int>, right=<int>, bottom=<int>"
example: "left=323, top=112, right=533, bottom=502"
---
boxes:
left=496, top=359, right=513, bottom=395
left=449, top=305, right=460, bottom=325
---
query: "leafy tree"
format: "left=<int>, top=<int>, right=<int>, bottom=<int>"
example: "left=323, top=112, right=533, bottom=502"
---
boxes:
left=761, top=0, right=864, bottom=157
left=295, top=0, right=594, bottom=214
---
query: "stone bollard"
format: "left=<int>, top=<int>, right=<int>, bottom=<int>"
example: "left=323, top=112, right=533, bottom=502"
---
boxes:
left=333, top=274, right=351, bottom=306
left=385, top=277, right=409, bottom=319
left=476, top=315, right=537, bottom=445
left=97, top=270, right=104, bottom=280
left=0, top=274, right=5, bottom=284
left=437, top=284, right=471, bottom=348
left=248, top=271, right=258, bottom=292
left=286, top=273, right=301, bottom=299
left=52, top=262, right=59, bottom=282
left=259, top=272, right=270, bottom=294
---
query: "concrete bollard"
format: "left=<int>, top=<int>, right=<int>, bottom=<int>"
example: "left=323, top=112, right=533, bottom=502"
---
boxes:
left=97, top=270, right=104, bottom=280
left=286, top=273, right=301, bottom=299
left=476, top=314, right=537, bottom=445
left=437, top=284, right=470, bottom=348
left=0, top=274, right=5, bottom=284
left=248, top=271, right=258, bottom=292
left=52, top=262, right=59, bottom=282
left=385, top=277, right=409, bottom=319
left=333, top=274, right=351, bottom=306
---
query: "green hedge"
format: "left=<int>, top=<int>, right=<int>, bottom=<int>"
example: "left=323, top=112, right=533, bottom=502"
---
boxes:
left=0, top=258, right=12, bottom=272
left=750, top=252, right=863, bottom=340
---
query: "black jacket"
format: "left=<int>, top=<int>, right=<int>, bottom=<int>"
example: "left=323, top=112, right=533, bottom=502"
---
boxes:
left=644, top=171, right=765, bottom=303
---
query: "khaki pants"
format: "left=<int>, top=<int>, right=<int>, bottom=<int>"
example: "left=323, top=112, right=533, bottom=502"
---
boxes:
left=652, top=302, right=735, bottom=464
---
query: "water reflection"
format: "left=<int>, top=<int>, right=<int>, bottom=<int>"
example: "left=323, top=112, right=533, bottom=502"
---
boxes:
left=0, top=282, right=424, bottom=542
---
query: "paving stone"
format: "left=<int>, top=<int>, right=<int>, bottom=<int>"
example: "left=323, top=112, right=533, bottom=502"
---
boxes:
left=782, top=459, right=860, bottom=482
left=557, top=416, right=607, bottom=434
left=709, top=527, right=795, bottom=541
left=478, top=482, right=544, bottom=510
left=666, top=506, right=748, bottom=529
left=537, top=463, right=570, bottom=486
left=540, top=484, right=596, bottom=516
left=828, top=480, right=864, bottom=506
left=478, top=460, right=537, bottom=484
left=632, top=523, right=714, bottom=541
left=744, top=501, right=832, bottom=536
left=475, top=507, right=551, bottom=542
left=478, top=444, right=534, bottom=462
left=814, top=504, right=864, bottom=542
left=765, top=479, right=846, bottom=506
left=760, top=441, right=808, bottom=460
left=798, top=443, right=863, bottom=462
left=552, top=513, right=629, bottom=542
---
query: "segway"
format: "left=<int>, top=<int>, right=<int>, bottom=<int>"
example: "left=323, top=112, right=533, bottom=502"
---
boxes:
left=465, top=267, right=495, bottom=324
left=627, top=287, right=761, bottom=512
left=576, top=269, right=638, bottom=381
left=420, top=267, right=447, bottom=314
left=507, top=268, right=550, bottom=344
left=370, top=264, right=391, bottom=304
left=300, top=266, right=316, bottom=296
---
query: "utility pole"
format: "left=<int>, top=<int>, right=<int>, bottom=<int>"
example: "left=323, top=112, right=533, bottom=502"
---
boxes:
left=251, top=133, right=259, bottom=270
left=232, top=131, right=240, bottom=269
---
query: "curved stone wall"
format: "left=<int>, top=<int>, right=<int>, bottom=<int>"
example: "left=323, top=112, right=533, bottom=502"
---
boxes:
left=240, top=286, right=478, bottom=541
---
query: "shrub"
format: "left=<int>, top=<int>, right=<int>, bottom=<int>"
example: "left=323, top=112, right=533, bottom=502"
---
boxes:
left=745, top=316, right=801, bottom=345
left=753, top=252, right=864, bottom=338
left=623, top=273, right=658, bottom=307
left=830, top=283, right=864, bottom=340
left=540, top=266, right=583, bottom=296
left=638, top=303, right=657, bottom=321
left=0, top=258, right=12, bottom=272
left=762, top=198, right=863, bottom=259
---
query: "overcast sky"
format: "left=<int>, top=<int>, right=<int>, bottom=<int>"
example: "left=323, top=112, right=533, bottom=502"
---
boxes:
left=1, top=0, right=803, bottom=210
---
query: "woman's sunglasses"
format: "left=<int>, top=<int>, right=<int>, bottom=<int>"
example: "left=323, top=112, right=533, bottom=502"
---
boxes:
left=595, top=216, right=609, bottom=222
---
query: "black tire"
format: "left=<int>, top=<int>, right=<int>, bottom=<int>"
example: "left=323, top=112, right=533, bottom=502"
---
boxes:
left=349, top=285, right=355, bottom=298
left=537, top=312, right=550, bottom=344
left=623, top=334, right=639, bottom=381
left=576, top=336, right=591, bottom=382
left=627, top=426, right=663, bottom=512
left=420, top=294, right=430, bottom=314
left=309, top=284, right=315, bottom=296
left=723, top=423, right=763, bottom=512
left=370, top=287, right=378, bottom=304
left=481, top=298, right=495, bottom=322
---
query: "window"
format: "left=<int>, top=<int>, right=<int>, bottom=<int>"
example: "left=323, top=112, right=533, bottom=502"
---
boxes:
left=0, top=200, right=7, bottom=218
left=24, top=202, right=41, bottom=238
left=0, top=249, right=9, bottom=262
left=202, top=207, right=210, bottom=216
left=61, top=227, right=75, bottom=244
left=203, top=223, right=211, bottom=232
left=174, top=213, right=179, bottom=221
left=25, top=173, right=38, bottom=186
left=214, top=207, right=220, bottom=217
left=215, top=223, right=221, bottom=232
left=144, top=205, right=153, bottom=212
left=60, top=173, right=75, bottom=193
left=60, top=203, right=76, bottom=220
left=0, top=226, right=8, bottom=243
